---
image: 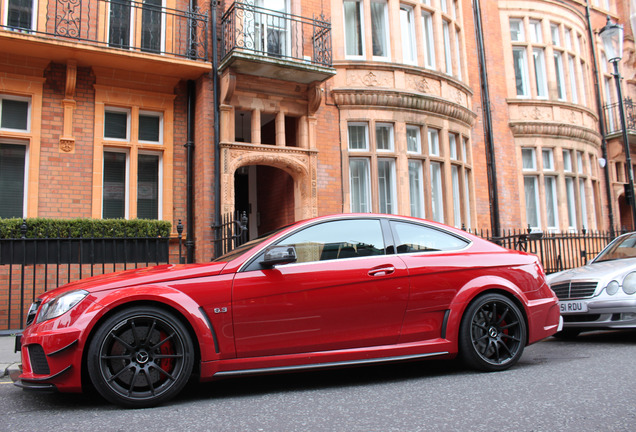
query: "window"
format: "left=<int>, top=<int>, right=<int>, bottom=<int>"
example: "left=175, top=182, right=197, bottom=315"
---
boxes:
left=542, top=148, right=554, bottom=170
left=422, top=12, right=436, bottom=68
left=430, top=162, right=444, bottom=222
left=278, top=219, right=385, bottom=263
left=255, top=0, right=288, bottom=57
left=428, top=129, right=440, bottom=155
left=533, top=49, right=548, bottom=98
left=513, top=47, right=529, bottom=97
left=1, top=97, right=29, bottom=131
left=529, top=20, right=542, bottom=43
left=0, top=143, right=26, bottom=218
left=406, top=126, right=421, bottom=153
left=103, top=151, right=128, bottom=219
left=449, top=133, right=458, bottom=160
left=6, top=0, right=35, bottom=31
left=442, top=20, right=453, bottom=75
left=579, top=179, right=588, bottom=229
left=524, top=176, right=540, bottom=228
left=109, top=0, right=164, bottom=51
left=454, top=28, right=462, bottom=80
left=102, top=107, right=164, bottom=219
left=344, top=0, right=364, bottom=57
left=370, top=0, right=389, bottom=59
left=522, top=148, right=536, bottom=170
left=551, top=23, right=560, bottom=46
left=390, top=221, right=469, bottom=254
left=400, top=5, right=416, bottom=64
left=350, top=158, right=371, bottom=212
left=554, top=52, right=566, bottom=100
left=565, top=177, right=576, bottom=229
left=109, top=0, right=132, bottom=48
left=348, top=123, right=369, bottom=150
left=451, top=165, right=461, bottom=227
left=510, top=19, right=524, bottom=42
left=543, top=149, right=558, bottom=229
left=377, top=159, right=396, bottom=213
left=563, top=150, right=573, bottom=172
left=376, top=123, right=394, bottom=151
left=568, top=55, right=578, bottom=103
left=408, top=160, right=424, bottom=218
left=141, top=0, right=163, bottom=53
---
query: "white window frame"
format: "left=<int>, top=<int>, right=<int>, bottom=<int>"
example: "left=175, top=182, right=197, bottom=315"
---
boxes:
left=544, top=175, right=558, bottom=230
left=343, top=0, right=365, bottom=58
left=406, top=126, right=421, bottom=153
left=442, top=20, right=453, bottom=75
left=348, top=122, right=369, bottom=151
left=137, top=150, right=163, bottom=220
left=377, top=158, right=397, bottom=214
left=533, top=48, right=548, bottom=98
left=554, top=52, right=566, bottom=100
left=370, top=0, right=390, bottom=60
left=524, top=175, right=540, bottom=229
left=568, top=55, right=578, bottom=103
left=422, top=11, right=436, bottom=69
left=428, top=128, right=440, bottom=156
left=529, top=20, right=542, bottom=43
left=510, top=18, right=524, bottom=42
left=451, top=165, right=461, bottom=228
left=430, top=161, right=444, bottom=222
left=579, top=178, right=588, bottom=230
left=0, top=140, right=29, bottom=218
left=522, top=148, right=536, bottom=170
left=102, top=148, right=131, bottom=219
left=513, top=47, right=530, bottom=97
left=565, top=176, right=577, bottom=230
left=4, top=0, right=38, bottom=31
left=0, top=95, right=31, bottom=132
left=138, top=110, right=164, bottom=144
left=349, top=157, right=371, bottom=213
left=400, top=5, right=417, bottom=65
left=408, top=160, right=425, bottom=218
left=104, top=107, right=131, bottom=142
left=375, top=123, right=394, bottom=152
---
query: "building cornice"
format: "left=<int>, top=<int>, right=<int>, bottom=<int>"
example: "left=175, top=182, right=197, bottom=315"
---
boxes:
left=509, top=121, right=602, bottom=147
left=331, top=88, right=476, bottom=127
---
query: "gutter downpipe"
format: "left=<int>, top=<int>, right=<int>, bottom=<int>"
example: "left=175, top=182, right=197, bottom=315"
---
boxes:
left=585, top=1, right=615, bottom=237
left=212, top=0, right=222, bottom=258
left=186, top=80, right=196, bottom=263
left=473, top=0, right=501, bottom=237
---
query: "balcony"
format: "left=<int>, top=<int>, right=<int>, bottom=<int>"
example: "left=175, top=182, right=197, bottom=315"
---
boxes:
left=0, top=0, right=210, bottom=78
left=604, top=98, right=636, bottom=136
left=220, top=2, right=335, bottom=84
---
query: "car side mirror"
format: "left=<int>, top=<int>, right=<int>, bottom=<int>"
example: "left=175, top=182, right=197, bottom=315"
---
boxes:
left=261, top=245, right=297, bottom=267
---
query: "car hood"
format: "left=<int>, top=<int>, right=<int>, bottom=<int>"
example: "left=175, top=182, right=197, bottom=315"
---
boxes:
left=547, top=258, right=636, bottom=284
left=38, top=262, right=229, bottom=300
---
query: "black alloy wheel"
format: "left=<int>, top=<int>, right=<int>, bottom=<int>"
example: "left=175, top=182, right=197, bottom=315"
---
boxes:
left=459, top=293, right=527, bottom=371
left=87, top=306, right=194, bottom=408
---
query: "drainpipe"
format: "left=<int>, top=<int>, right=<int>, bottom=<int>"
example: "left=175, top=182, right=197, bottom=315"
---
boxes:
left=585, top=1, right=615, bottom=236
left=212, top=0, right=222, bottom=257
left=186, top=80, right=196, bottom=263
left=473, top=0, right=501, bottom=237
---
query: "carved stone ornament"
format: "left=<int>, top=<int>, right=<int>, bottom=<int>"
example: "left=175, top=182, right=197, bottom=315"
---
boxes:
left=59, top=138, right=75, bottom=153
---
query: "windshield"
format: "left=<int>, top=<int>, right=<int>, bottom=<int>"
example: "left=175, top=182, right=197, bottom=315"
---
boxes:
left=212, top=228, right=285, bottom=263
left=594, top=233, right=636, bottom=262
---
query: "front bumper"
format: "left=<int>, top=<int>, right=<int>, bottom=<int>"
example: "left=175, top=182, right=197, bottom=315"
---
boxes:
left=561, top=298, right=636, bottom=329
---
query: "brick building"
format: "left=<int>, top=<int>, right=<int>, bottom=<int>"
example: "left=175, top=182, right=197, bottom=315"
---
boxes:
left=1, top=0, right=635, bottom=266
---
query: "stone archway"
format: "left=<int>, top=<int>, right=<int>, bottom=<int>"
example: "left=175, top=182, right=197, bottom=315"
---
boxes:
left=220, top=143, right=318, bottom=233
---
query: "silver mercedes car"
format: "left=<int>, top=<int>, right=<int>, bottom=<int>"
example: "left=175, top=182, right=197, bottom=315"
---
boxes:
left=546, top=232, right=636, bottom=338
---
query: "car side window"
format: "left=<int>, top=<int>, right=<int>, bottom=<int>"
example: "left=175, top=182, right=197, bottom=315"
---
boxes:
left=390, top=221, right=469, bottom=253
left=276, top=219, right=386, bottom=263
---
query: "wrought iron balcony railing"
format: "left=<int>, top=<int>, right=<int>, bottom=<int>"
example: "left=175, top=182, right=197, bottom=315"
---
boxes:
left=604, top=98, right=636, bottom=135
left=1, top=0, right=208, bottom=61
left=221, top=2, right=332, bottom=67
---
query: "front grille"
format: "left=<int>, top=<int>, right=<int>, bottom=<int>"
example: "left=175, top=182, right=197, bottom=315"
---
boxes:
left=551, top=281, right=598, bottom=300
left=28, top=344, right=50, bottom=375
left=25, top=300, right=41, bottom=327
left=563, top=314, right=601, bottom=322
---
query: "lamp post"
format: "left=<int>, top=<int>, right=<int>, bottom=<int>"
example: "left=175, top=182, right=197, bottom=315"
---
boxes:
left=599, top=16, right=636, bottom=230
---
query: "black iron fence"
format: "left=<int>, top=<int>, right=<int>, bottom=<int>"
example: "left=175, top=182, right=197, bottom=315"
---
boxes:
left=1, top=0, right=208, bottom=60
left=213, top=212, right=248, bottom=258
left=221, top=2, right=332, bottom=67
left=1, top=220, right=181, bottom=332
left=470, top=227, right=616, bottom=274
left=603, top=98, right=636, bottom=135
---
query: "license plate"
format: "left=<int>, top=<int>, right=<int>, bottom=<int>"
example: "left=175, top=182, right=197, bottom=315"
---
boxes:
left=559, top=300, right=588, bottom=314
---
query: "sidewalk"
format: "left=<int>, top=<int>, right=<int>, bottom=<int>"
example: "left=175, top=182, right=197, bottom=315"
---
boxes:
left=0, top=334, right=21, bottom=379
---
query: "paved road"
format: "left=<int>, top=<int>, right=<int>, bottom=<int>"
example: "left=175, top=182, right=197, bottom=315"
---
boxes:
left=1, top=331, right=635, bottom=432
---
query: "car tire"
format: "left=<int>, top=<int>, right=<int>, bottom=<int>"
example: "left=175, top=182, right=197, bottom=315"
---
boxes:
left=87, top=306, right=194, bottom=408
left=459, top=293, right=527, bottom=372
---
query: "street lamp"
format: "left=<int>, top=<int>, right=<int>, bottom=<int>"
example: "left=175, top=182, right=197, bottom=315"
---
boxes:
left=599, top=16, right=636, bottom=230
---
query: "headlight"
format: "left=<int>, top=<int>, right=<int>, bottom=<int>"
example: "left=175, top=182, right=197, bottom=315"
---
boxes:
left=36, top=290, right=89, bottom=323
left=606, top=280, right=620, bottom=296
left=623, top=272, right=636, bottom=295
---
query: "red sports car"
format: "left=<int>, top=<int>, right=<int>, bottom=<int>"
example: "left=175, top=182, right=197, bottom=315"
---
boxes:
left=14, top=214, right=562, bottom=407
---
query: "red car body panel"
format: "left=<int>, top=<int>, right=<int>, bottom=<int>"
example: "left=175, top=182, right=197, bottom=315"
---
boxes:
left=16, top=214, right=561, bottom=396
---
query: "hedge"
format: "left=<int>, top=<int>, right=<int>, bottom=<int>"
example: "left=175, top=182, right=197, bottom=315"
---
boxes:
left=0, top=218, right=172, bottom=239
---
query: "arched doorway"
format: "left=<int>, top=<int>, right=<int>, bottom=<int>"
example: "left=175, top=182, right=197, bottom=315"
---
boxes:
left=234, top=165, right=295, bottom=238
left=221, top=145, right=318, bottom=240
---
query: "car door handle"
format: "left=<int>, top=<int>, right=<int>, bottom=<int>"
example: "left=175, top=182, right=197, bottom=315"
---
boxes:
left=368, top=266, right=395, bottom=276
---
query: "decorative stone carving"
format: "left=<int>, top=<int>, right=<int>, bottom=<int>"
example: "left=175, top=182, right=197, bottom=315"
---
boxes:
left=346, top=70, right=392, bottom=87
left=59, top=138, right=75, bottom=153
